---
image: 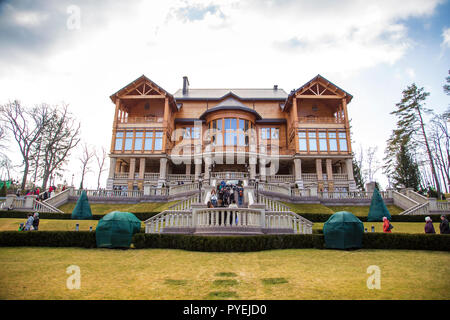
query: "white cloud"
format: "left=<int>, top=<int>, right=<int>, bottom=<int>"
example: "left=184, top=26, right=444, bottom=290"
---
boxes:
left=0, top=0, right=446, bottom=188
left=442, top=27, right=450, bottom=48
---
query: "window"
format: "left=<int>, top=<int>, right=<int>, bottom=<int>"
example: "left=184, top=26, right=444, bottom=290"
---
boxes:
left=319, top=131, right=327, bottom=151
left=298, top=131, right=307, bottom=151
left=134, top=131, right=143, bottom=151
left=154, top=131, right=163, bottom=150
left=124, top=131, right=133, bottom=151
left=225, top=118, right=237, bottom=146
left=329, top=132, right=337, bottom=151
left=308, top=131, right=317, bottom=151
left=145, top=132, right=153, bottom=151
left=115, top=132, right=123, bottom=150
left=339, top=132, right=348, bottom=151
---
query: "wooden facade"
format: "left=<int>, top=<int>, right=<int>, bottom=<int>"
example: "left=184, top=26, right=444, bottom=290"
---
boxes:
left=107, top=74, right=356, bottom=192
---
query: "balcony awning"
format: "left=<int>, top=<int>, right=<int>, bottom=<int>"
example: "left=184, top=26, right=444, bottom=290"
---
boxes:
left=199, top=97, right=262, bottom=120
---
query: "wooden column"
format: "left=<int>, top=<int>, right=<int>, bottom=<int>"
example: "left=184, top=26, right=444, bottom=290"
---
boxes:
left=342, top=98, right=352, bottom=153
left=293, top=97, right=299, bottom=153
left=110, top=98, right=120, bottom=153
left=162, top=97, right=169, bottom=153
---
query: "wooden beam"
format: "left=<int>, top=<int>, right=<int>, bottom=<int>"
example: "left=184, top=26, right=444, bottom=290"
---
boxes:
left=118, top=94, right=165, bottom=99
left=298, top=94, right=343, bottom=99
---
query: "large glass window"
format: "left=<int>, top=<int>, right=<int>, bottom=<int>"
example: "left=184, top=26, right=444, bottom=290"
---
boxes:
left=124, top=131, right=133, bottom=151
left=329, top=132, right=337, bottom=151
left=145, top=132, right=153, bottom=150
left=115, top=132, right=123, bottom=150
left=298, top=131, right=307, bottom=151
left=154, top=131, right=163, bottom=150
left=319, top=131, right=327, bottom=151
left=134, top=131, right=143, bottom=151
left=308, top=131, right=317, bottom=151
left=339, top=132, right=348, bottom=151
left=225, top=118, right=237, bottom=146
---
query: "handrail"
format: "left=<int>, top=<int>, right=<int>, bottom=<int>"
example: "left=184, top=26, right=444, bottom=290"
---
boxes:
left=400, top=202, right=429, bottom=215
left=168, top=194, right=199, bottom=211
left=169, top=182, right=200, bottom=195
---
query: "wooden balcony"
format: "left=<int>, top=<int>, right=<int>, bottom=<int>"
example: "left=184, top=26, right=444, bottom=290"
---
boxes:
left=298, top=116, right=344, bottom=124
left=118, top=116, right=164, bottom=124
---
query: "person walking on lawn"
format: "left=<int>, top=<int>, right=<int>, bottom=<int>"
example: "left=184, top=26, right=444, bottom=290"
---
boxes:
left=440, top=215, right=450, bottom=234
left=32, top=212, right=40, bottom=231
left=382, top=216, right=392, bottom=233
left=24, top=213, right=34, bottom=231
left=424, top=216, right=436, bottom=234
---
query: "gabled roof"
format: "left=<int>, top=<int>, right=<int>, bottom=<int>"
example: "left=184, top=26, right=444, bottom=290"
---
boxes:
left=283, top=74, right=353, bottom=111
left=174, top=88, right=288, bottom=101
left=110, top=75, right=178, bottom=111
left=199, top=97, right=262, bottom=120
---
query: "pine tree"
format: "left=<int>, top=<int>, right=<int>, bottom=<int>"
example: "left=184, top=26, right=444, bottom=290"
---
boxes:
left=390, top=137, right=421, bottom=191
left=388, top=83, right=441, bottom=198
left=352, top=154, right=365, bottom=191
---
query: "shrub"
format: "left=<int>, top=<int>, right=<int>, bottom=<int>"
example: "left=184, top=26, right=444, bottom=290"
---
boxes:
left=132, top=233, right=325, bottom=252
left=300, top=213, right=446, bottom=223
left=0, top=231, right=96, bottom=248
left=362, top=233, right=450, bottom=251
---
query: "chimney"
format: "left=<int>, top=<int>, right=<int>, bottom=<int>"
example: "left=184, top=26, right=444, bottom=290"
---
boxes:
left=273, top=85, right=278, bottom=91
left=183, top=76, right=190, bottom=95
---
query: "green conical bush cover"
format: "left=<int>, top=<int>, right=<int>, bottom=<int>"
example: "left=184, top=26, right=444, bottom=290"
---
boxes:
left=95, top=211, right=142, bottom=249
left=71, top=190, right=93, bottom=220
left=323, top=211, right=364, bottom=249
left=367, top=188, right=391, bottom=222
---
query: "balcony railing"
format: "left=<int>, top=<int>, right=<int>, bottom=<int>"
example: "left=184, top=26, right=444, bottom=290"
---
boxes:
left=118, top=116, right=163, bottom=124
left=298, top=116, right=344, bottom=124
left=267, top=175, right=295, bottom=183
left=167, top=174, right=195, bottom=182
left=211, top=172, right=249, bottom=180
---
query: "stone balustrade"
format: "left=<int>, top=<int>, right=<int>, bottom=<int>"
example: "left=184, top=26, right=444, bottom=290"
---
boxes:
left=267, top=175, right=295, bottom=183
left=169, top=182, right=200, bottom=195
left=211, top=172, right=248, bottom=180
left=257, top=182, right=291, bottom=196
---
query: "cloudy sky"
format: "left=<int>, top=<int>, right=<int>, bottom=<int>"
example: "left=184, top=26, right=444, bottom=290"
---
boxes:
left=0, top=0, right=449, bottom=189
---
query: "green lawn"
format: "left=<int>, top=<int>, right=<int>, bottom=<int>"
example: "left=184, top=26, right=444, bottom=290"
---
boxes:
left=58, top=201, right=178, bottom=214
left=284, top=202, right=403, bottom=216
left=313, top=222, right=442, bottom=234
left=0, top=247, right=448, bottom=299
left=0, top=218, right=143, bottom=232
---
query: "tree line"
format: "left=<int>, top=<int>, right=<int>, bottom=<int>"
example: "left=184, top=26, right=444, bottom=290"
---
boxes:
left=0, top=101, right=108, bottom=192
left=352, top=70, right=449, bottom=199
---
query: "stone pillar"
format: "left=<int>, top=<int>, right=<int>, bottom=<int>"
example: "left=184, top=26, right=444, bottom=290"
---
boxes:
left=195, top=162, right=202, bottom=181
left=138, top=158, right=146, bottom=190
left=259, top=158, right=267, bottom=182
left=346, top=158, right=357, bottom=191
left=185, top=163, right=191, bottom=176
left=315, top=159, right=323, bottom=192
left=107, top=157, right=117, bottom=190
left=159, top=158, right=168, bottom=186
left=204, top=157, right=211, bottom=183
left=25, top=195, right=35, bottom=209
left=108, top=157, right=116, bottom=179
left=326, top=159, right=334, bottom=191
left=294, top=158, right=303, bottom=189
left=250, top=163, right=256, bottom=180
left=128, top=158, right=136, bottom=190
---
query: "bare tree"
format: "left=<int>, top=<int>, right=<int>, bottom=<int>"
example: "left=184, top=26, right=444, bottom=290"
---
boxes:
left=94, top=146, right=108, bottom=190
left=429, top=114, right=449, bottom=192
left=79, top=143, right=95, bottom=189
left=0, top=101, right=49, bottom=189
left=39, top=104, right=81, bottom=190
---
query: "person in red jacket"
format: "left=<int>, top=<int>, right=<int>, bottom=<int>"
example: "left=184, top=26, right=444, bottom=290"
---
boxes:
left=382, top=216, right=391, bottom=233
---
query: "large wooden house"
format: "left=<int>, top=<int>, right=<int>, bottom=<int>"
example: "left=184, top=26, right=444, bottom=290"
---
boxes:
left=106, top=74, right=356, bottom=193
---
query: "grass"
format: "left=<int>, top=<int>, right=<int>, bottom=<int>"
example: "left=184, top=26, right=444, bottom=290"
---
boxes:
left=213, top=279, right=239, bottom=286
left=282, top=203, right=335, bottom=214
left=261, top=278, right=288, bottom=285
left=215, top=272, right=238, bottom=277
left=313, top=222, right=442, bottom=234
left=57, top=201, right=178, bottom=214
left=284, top=203, right=404, bottom=216
left=327, top=205, right=404, bottom=215
left=0, top=248, right=448, bottom=299
left=0, top=218, right=102, bottom=232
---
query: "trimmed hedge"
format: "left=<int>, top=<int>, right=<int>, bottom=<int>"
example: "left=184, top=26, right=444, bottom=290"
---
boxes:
left=0, top=211, right=159, bottom=221
left=0, top=231, right=448, bottom=251
left=0, top=231, right=96, bottom=248
left=133, top=233, right=324, bottom=251
left=299, top=213, right=447, bottom=223
left=362, top=233, right=450, bottom=251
